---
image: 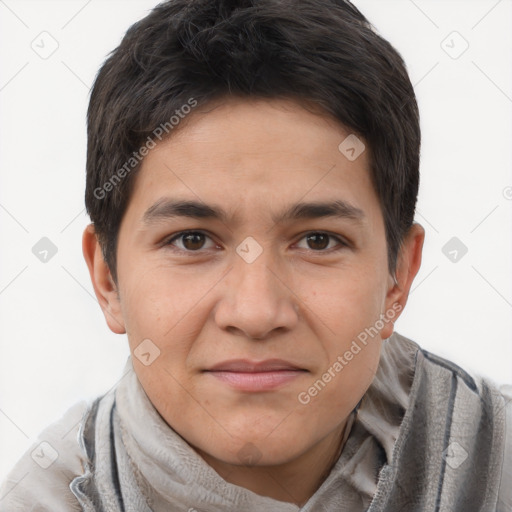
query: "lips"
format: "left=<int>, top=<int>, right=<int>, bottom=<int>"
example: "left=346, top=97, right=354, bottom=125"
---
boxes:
left=204, top=359, right=307, bottom=392
left=206, top=359, right=305, bottom=373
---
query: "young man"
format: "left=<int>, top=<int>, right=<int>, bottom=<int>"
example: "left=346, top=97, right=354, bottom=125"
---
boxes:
left=1, top=0, right=510, bottom=510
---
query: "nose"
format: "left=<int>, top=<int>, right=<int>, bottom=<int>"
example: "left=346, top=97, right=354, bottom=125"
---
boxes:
left=213, top=247, right=299, bottom=340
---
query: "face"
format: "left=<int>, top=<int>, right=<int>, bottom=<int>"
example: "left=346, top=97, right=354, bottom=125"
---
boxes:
left=88, top=97, right=411, bottom=471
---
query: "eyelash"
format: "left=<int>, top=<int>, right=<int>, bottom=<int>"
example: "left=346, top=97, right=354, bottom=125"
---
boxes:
left=163, top=230, right=349, bottom=255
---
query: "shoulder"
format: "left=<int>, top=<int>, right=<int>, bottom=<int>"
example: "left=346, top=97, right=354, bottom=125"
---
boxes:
left=391, top=332, right=512, bottom=508
left=0, top=400, right=92, bottom=512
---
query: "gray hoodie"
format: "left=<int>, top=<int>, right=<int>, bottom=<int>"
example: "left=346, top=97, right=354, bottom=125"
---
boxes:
left=1, top=332, right=511, bottom=511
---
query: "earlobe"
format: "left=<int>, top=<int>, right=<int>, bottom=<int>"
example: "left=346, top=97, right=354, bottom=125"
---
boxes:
left=381, top=223, right=425, bottom=339
left=82, top=224, right=126, bottom=334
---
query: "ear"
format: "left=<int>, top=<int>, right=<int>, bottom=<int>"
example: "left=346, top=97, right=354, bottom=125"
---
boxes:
left=380, top=223, right=425, bottom=339
left=82, top=223, right=126, bottom=334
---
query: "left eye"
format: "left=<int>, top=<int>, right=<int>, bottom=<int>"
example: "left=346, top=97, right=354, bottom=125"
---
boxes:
left=295, top=232, right=346, bottom=251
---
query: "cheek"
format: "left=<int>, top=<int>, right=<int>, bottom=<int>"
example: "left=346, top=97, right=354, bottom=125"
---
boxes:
left=304, top=350, right=380, bottom=409
left=119, top=261, right=200, bottom=338
left=300, top=262, right=386, bottom=393
left=308, top=268, right=385, bottom=337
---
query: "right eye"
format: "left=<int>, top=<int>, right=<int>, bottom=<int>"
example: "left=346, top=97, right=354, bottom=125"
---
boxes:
left=164, top=230, right=220, bottom=253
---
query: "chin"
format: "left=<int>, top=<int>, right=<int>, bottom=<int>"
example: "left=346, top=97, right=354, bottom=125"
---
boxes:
left=220, top=444, right=301, bottom=467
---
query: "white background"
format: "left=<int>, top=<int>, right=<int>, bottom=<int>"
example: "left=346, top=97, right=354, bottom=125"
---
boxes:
left=0, top=0, right=511, bottom=484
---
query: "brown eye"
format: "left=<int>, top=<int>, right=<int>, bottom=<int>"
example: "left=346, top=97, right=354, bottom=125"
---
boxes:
left=167, top=231, right=216, bottom=252
left=295, top=232, right=347, bottom=252
left=306, top=233, right=329, bottom=250
left=181, top=232, right=206, bottom=250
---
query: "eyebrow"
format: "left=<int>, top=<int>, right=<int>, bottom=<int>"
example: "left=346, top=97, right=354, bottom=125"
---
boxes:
left=142, top=198, right=365, bottom=226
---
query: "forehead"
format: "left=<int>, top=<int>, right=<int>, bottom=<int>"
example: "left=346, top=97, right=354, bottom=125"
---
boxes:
left=123, top=97, right=381, bottom=227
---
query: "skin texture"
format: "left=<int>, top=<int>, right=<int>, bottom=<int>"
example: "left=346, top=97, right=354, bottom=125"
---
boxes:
left=83, top=97, right=424, bottom=506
